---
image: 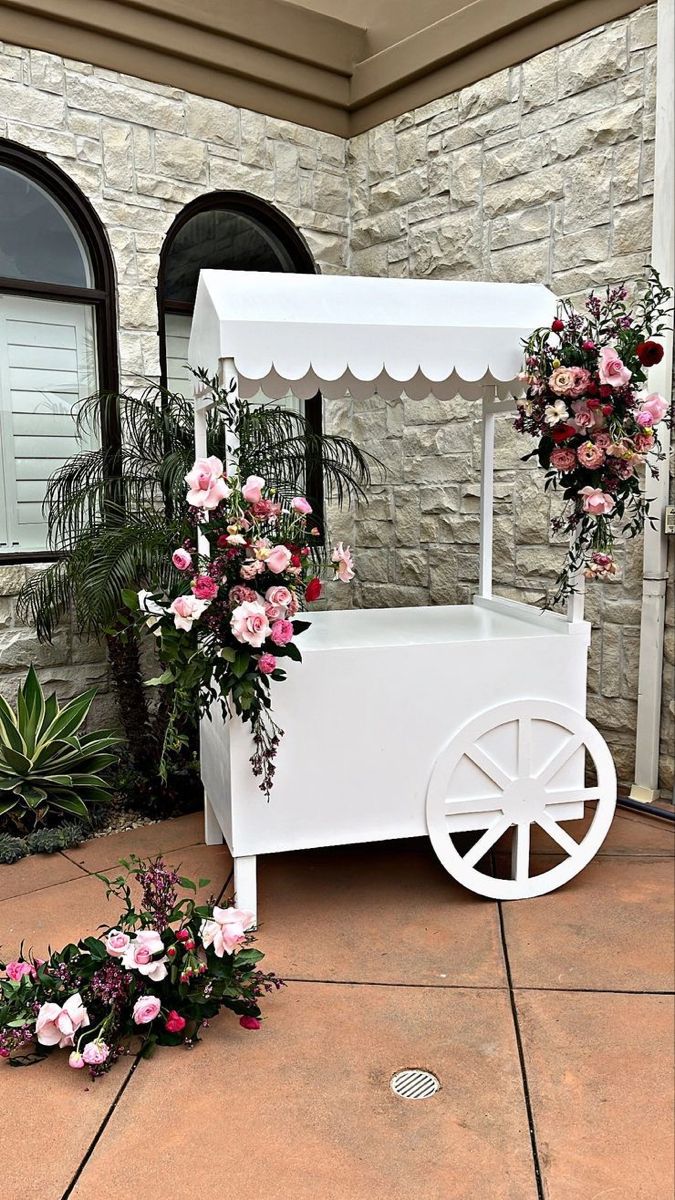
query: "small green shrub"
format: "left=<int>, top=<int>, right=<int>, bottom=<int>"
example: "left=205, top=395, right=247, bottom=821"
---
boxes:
left=0, top=832, right=28, bottom=864
left=0, top=667, right=121, bottom=830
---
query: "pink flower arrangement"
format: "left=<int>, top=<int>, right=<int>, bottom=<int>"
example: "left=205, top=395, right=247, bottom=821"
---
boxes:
left=192, top=574, right=219, bottom=601
left=169, top=594, right=210, bottom=631
left=36, top=993, right=89, bottom=1048
left=185, top=456, right=230, bottom=510
left=172, top=547, right=192, bottom=571
left=231, top=600, right=271, bottom=648
left=514, top=272, right=672, bottom=601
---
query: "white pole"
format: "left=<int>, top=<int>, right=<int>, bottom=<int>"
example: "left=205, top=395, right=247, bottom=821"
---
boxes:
left=630, top=0, right=674, bottom=803
left=478, top=388, right=496, bottom=599
left=220, top=356, right=240, bottom=474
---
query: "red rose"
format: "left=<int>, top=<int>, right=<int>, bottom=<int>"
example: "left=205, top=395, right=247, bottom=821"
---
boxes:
left=164, top=1010, right=187, bottom=1034
left=305, top=577, right=322, bottom=603
left=599, top=384, right=613, bottom=399
left=551, top=423, right=575, bottom=443
left=602, top=404, right=613, bottom=415
left=217, top=535, right=229, bottom=548
left=551, top=318, right=565, bottom=333
left=290, top=554, right=302, bottom=568
left=636, top=340, right=664, bottom=367
left=239, top=1015, right=261, bottom=1031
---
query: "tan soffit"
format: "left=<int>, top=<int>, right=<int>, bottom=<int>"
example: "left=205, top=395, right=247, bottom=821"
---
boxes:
left=0, top=0, right=651, bottom=136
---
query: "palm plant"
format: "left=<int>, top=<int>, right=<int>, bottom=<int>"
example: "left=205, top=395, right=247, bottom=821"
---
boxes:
left=17, top=377, right=376, bottom=781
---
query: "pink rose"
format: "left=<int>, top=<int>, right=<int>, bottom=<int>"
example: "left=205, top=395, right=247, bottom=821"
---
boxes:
left=331, top=542, right=355, bottom=583
left=640, top=392, right=668, bottom=425
left=192, top=574, right=219, bottom=601
left=240, top=560, right=264, bottom=580
left=265, top=585, right=292, bottom=612
left=291, top=497, right=312, bottom=515
left=122, top=930, right=168, bottom=982
left=171, top=548, right=192, bottom=571
left=5, top=960, right=35, bottom=982
left=185, top=456, right=230, bottom=510
left=266, top=545, right=293, bottom=575
left=597, top=346, right=631, bottom=389
left=231, top=600, right=271, bottom=648
left=105, top=929, right=131, bottom=959
left=550, top=448, right=576, bottom=472
left=594, top=432, right=612, bottom=449
left=241, top=475, right=265, bottom=504
left=132, top=995, right=161, bottom=1025
left=270, top=619, right=293, bottom=646
left=199, top=906, right=254, bottom=957
left=257, top=652, right=277, bottom=674
left=169, top=594, right=210, bottom=632
left=83, top=1040, right=109, bottom=1065
left=36, top=993, right=89, bottom=1048
left=576, top=441, right=605, bottom=469
left=571, top=400, right=595, bottom=432
left=579, top=486, right=616, bottom=516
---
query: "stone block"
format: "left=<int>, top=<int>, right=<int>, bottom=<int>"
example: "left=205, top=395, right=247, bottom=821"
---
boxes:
left=410, top=211, right=482, bottom=276
left=66, top=74, right=184, bottom=131
left=420, top=485, right=460, bottom=514
left=613, top=199, right=653, bottom=255
left=489, top=240, right=549, bottom=283
left=490, top=205, right=551, bottom=250
left=185, top=94, right=239, bottom=146
left=520, top=46, right=558, bottom=113
left=30, top=50, right=64, bottom=94
left=395, top=549, right=429, bottom=587
left=483, top=137, right=544, bottom=185
left=520, top=81, right=617, bottom=138
left=118, top=285, right=157, bottom=330
left=403, top=453, right=473, bottom=485
left=562, top=149, right=612, bottom=231
left=368, top=170, right=428, bottom=214
left=553, top=227, right=611, bottom=272
left=550, top=99, right=643, bottom=161
left=558, top=24, right=628, bottom=98
left=628, top=5, right=658, bottom=50
left=0, top=566, right=26, bottom=597
left=351, top=211, right=404, bottom=250
left=357, top=583, right=428, bottom=609
left=367, top=124, right=396, bottom=182
left=450, top=144, right=482, bottom=208
left=0, top=628, right=69, bottom=673
left=0, top=79, right=65, bottom=127
left=429, top=548, right=458, bottom=604
left=154, top=130, right=206, bottom=182
left=356, top=549, right=391, bottom=584
left=101, top=122, right=133, bottom=188
left=458, top=70, right=510, bottom=120
left=484, top=165, right=563, bottom=218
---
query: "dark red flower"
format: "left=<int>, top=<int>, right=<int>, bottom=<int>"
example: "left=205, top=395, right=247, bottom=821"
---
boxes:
left=551, top=424, right=575, bottom=443
left=165, top=1011, right=187, bottom=1034
left=290, top=554, right=302, bottom=568
left=239, top=1015, right=261, bottom=1031
left=216, top=535, right=229, bottom=548
left=305, top=577, right=322, bottom=603
left=599, top=384, right=613, bottom=399
left=636, top=340, right=664, bottom=367
left=551, top=318, right=565, bottom=333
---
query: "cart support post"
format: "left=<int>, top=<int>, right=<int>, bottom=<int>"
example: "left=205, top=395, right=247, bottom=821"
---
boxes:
left=478, top=387, right=497, bottom=599
left=220, top=356, right=240, bottom=473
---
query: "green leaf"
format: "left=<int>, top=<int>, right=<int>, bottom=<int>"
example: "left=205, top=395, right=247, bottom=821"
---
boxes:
left=0, top=745, right=32, bottom=775
left=82, top=936, right=107, bottom=959
left=218, top=646, right=237, bottom=662
left=0, top=696, right=26, bottom=755
left=198, top=878, right=210, bottom=889
left=121, top=588, right=140, bottom=610
left=48, top=793, right=91, bottom=821
left=39, top=688, right=97, bottom=745
left=0, top=796, right=19, bottom=816
left=178, top=876, right=197, bottom=892
left=21, top=786, right=48, bottom=809
left=232, top=652, right=250, bottom=679
left=145, top=670, right=174, bottom=686
left=234, top=948, right=264, bottom=965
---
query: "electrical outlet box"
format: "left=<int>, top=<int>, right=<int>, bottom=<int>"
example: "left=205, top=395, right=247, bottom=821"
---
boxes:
left=665, top=506, right=675, bottom=535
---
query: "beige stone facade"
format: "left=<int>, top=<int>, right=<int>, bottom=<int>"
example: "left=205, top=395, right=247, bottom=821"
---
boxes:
left=0, top=3, right=672, bottom=792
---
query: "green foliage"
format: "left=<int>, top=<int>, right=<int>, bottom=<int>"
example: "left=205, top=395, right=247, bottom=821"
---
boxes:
left=0, top=832, right=28, bottom=864
left=0, top=667, right=121, bottom=829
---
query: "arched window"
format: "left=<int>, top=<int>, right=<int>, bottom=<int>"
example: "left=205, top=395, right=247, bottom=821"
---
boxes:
left=0, top=140, right=118, bottom=560
left=158, top=190, right=319, bottom=449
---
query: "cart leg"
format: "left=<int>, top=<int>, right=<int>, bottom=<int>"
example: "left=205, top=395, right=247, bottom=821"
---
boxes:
left=204, top=791, right=222, bottom=846
left=234, top=855, right=257, bottom=928
left=510, top=821, right=531, bottom=886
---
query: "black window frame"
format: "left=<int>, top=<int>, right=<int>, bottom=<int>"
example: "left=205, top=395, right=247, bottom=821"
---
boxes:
left=157, top=190, right=324, bottom=522
left=0, top=138, right=119, bottom=564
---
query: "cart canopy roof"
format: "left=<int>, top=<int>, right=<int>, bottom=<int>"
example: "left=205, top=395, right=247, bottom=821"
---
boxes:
left=188, top=269, right=557, bottom=400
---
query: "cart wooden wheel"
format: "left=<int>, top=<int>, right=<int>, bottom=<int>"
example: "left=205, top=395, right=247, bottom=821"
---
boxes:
left=426, top=700, right=616, bottom=900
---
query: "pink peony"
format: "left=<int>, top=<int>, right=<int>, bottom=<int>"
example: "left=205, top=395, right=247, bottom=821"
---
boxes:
left=199, top=906, right=254, bottom=957
left=231, top=600, right=271, bottom=648
left=270, top=619, right=294, bottom=646
left=597, top=346, right=631, bottom=389
left=105, top=929, right=131, bottom=959
left=5, top=960, right=35, bottom=982
left=122, top=930, right=168, bottom=982
left=241, top=475, right=265, bottom=504
left=579, top=486, right=616, bottom=516
left=69, top=1051, right=85, bottom=1069
left=576, top=441, right=606, bottom=469
left=257, top=652, right=277, bottom=675
left=548, top=367, right=578, bottom=395
left=291, top=496, right=312, bottom=515
left=36, top=993, right=89, bottom=1048
left=266, top=545, right=293, bottom=575
left=132, top=995, right=161, bottom=1025
left=83, top=1040, right=109, bottom=1066
left=331, top=543, right=355, bottom=583
left=239, top=1015, right=262, bottom=1030
left=550, top=448, right=577, bottom=472
left=171, top=548, right=192, bottom=571
left=169, top=594, right=210, bottom=632
left=185, top=456, right=230, bottom=510
left=192, top=574, right=219, bottom=601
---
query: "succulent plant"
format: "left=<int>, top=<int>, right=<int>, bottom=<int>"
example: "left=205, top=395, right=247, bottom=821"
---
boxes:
left=0, top=667, right=121, bottom=827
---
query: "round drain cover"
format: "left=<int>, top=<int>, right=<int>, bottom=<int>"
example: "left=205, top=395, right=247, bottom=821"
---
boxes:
left=390, top=1069, right=440, bottom=1099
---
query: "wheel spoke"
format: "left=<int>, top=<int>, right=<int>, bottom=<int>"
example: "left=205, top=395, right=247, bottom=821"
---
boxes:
left=462, top=814, right=511, bottom=869
left=535, top=811, right=581, bottom=856
left=517, top=717, right=533, bottom=777
left=544, top=787, right=600, bottom=804
left=536, top=734, right=583, bottom=787
left=444, top=797, right=506, bottom=815
left=511, top=821, right=531, bottom=884
left=463, top=745, right=512, bottom=792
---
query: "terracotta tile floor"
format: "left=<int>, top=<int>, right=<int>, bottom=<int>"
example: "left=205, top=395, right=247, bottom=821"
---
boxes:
left=0, top=805, right=673, bottom=1200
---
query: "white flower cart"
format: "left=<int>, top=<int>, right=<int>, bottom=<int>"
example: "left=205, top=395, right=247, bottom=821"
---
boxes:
left=189, top=270, right=617, bottom=924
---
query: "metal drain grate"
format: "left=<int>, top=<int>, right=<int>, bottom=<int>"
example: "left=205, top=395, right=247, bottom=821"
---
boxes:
left=390, top=1069, right=440, bottom=1099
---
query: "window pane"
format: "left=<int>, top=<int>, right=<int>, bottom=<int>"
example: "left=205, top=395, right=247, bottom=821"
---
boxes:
left=0, top=294, right=98, bottom=552
left=164, top=209, right=295, bottom=306
left=0, top=165, right=93, bottom=288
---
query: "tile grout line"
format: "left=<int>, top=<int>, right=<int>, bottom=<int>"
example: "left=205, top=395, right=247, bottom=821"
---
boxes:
left=281, top=977, right=675, bottom=996
left=497, top=899, right=546, bottom=1200
left=60, top=1052, right=143, bottom=1200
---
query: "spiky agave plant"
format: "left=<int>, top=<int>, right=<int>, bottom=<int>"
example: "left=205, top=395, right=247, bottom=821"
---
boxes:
left=16, top=378, right=377, bottom=781
left=0, top=667, right=120, bottom=831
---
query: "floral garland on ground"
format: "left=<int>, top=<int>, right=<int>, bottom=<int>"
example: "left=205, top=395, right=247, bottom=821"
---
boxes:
left=514, top=270, right=672, bottom=602
left=129, top=461, right=354, bottom=796
left=0, top=857, right=282, bottom=1075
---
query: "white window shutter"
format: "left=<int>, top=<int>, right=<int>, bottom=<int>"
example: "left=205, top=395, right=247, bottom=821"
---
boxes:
left=0, top=294, right=98, bottom=553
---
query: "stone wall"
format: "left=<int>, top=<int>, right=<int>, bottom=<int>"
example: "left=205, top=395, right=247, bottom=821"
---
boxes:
left=343, top=5, right=672, bottom=791
left=0, top=6, right=672, bottom=791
